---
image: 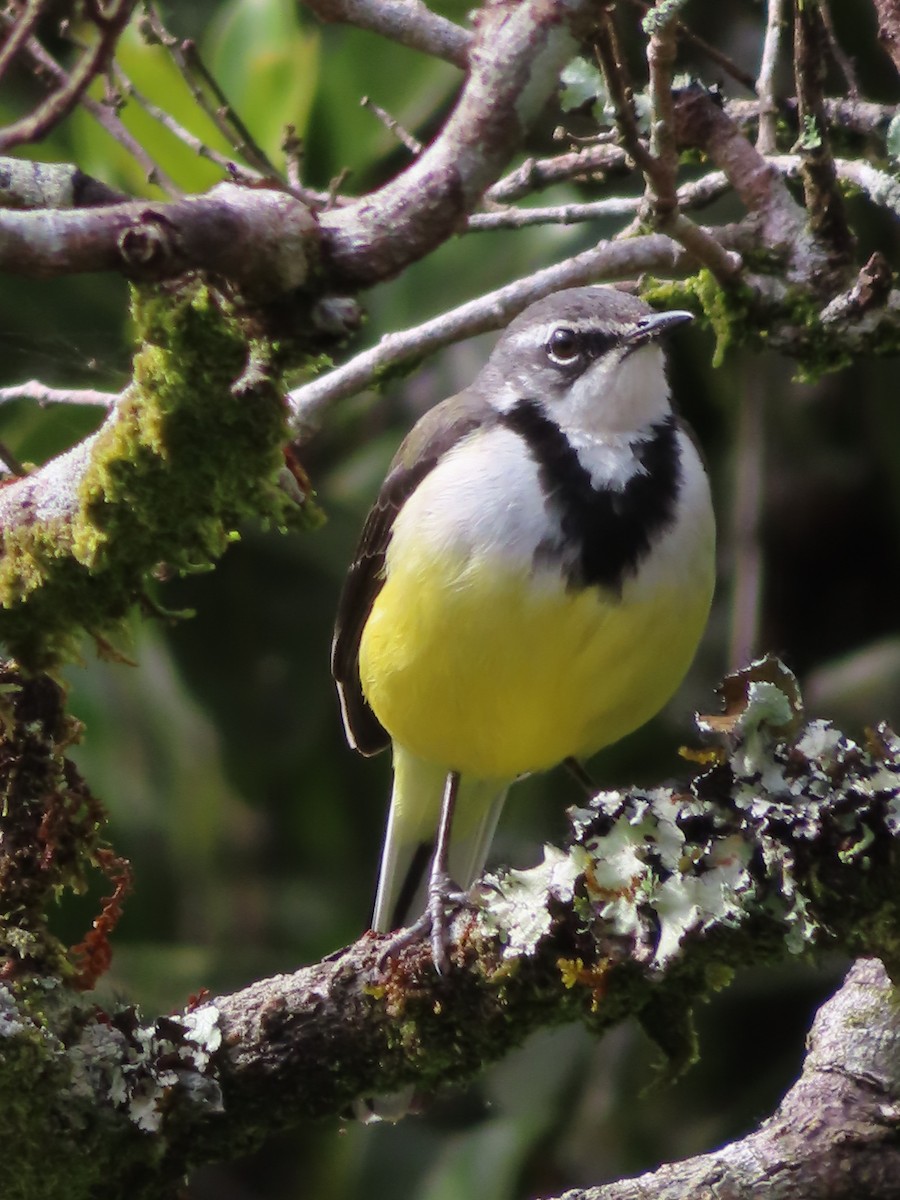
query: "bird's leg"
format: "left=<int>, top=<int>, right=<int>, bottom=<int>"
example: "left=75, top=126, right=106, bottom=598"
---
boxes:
left=564, top=757, right=597, bottom=797
left=426, top=769, right=462, bottom=973
left=376, top=770, right=469, bottom=973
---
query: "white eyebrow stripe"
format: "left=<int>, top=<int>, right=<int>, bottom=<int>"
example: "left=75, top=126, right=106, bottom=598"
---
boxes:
left=505, top=320, right=631, bottom=352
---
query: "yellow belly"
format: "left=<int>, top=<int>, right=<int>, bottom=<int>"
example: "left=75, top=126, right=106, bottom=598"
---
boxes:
left=359, top=550, right=713, bottom=779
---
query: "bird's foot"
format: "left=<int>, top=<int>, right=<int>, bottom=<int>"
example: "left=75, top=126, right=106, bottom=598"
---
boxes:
left=377, top=873, right=470, bottom=974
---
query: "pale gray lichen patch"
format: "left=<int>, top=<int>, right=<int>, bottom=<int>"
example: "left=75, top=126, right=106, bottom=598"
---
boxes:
left=475, top=843, right=587, bottom=957
left=475, top=656, right=900, bottom=978
left=1, top=984, right=225, bottom=1137
left=102, top=1004, right=224, bottom=1133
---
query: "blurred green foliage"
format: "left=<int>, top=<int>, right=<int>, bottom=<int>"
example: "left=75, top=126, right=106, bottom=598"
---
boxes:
left=1, top=0, right=898, bottom=1196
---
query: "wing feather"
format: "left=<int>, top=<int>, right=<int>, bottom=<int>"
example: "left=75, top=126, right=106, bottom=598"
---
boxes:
left=331, top=389, right=493, bottom=755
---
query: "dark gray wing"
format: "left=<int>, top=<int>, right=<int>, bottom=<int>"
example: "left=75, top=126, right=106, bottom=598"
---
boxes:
left=331, top=388, right=493, bottom=755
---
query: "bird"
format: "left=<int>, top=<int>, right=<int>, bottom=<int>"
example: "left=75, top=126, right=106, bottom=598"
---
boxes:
left=332, top=285, right=716, bottom=972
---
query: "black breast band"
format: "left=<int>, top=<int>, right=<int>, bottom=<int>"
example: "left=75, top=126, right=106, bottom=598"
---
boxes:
left=499, top=400, right=682, bottom=593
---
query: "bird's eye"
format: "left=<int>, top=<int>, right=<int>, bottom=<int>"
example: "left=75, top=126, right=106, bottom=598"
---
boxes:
left=545, top=327, right=581, bottom=366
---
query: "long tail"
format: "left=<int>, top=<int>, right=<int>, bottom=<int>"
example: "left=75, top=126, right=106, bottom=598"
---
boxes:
left=372, top=744, right=510, bottom=933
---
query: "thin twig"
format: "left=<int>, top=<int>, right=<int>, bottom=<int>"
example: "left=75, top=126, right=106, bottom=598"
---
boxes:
left=487, top=144, right=630, bottom=203
left=109, top=61, right=259, bottom=184
left=0, top=381, right=121, bottom=408
left=470, top=172, right=730, bottom=232
left=757, top=0, right=786, bottom=154
left=1, top=13, right=178, bottom=193
left=646, top=2, right=685, bottom=208
left=594, top=10, right=657, bottom=178
left=0, top=0, right=46, bottom=82
left=360, top=96, right=423, bottom=156
left=642, top=3, right=743, bottom=281
left=819, top=0, right=859, bottom=98
left=144, top=4, right=281, bottom=181
left=0, top=0, right=138, bottom=151
left=792, top=0, right=854, bottom=267
left=626, top=0, right=757, bottom=90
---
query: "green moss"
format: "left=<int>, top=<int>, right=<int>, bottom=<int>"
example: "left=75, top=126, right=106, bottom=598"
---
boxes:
left=643, top=268, right=900, bottom=383
left=641, top=270, right=755, bottom=368
left=0, top=279, right=320, bottom=669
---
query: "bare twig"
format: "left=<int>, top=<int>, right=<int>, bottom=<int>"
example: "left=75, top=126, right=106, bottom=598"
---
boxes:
left=0, top=381, right=121, bottom=409
left=109, top=61, right=259, bottom=185
left=820, top=0, right=860, bottom=98
left=0, top=0, right=139, bottom=151
left=594, top=10, right=657, bottom=178
left=643, top=3, right=743, bottom=281
left=303, top=0, right=470, bottom=70
left=646, top=2, right=684, bottom=204
left=757, top=0, right=786, bottom=154
left=626, top=0, right=757, bottom=90
left=487, top=144, right=630, bottom=203
left=1, top=14, right=178, bottom=193
left=472, top=172, right=730, bottom=232
left=360, top=96, right=423, bottom=156
left=593, top=7, right=741, bottom=283
left=792, top=0, right=854, bottom=269
left=0, top=0, right=46, bottom=82
left=729, top=95, right=897, bottom=139
left=144, top=4, right=281, bottom=182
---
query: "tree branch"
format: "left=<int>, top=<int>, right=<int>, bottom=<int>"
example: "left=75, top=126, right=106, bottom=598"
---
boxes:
left=870, top=0, right=900, bottom=77
left=554, top=959, right=900, bottom=1200
left=792, top=0, right=854, bottom=274
left=4, top=659, right=900, bottom=1194
left=302, top=0, right=471, bottom=69
left=0, top=181, right=318, bottom=295
left=316, top=0, right=599, bottom=287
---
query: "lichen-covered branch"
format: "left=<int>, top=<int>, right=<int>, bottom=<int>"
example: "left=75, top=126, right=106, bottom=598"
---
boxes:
left=3, top=659, right=900, bottom=1197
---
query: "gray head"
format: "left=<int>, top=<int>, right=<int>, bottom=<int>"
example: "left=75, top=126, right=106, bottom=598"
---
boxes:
left=479, top=286, right=692, bottom=437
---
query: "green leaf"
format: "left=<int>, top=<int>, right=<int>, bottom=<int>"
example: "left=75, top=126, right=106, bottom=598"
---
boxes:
left=799, top=114, right=822, bottom=151
left=560, top=57, right=607, bottom=114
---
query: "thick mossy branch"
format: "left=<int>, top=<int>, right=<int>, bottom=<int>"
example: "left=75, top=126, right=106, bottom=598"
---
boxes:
left=0, top=278, right=314, bottom=669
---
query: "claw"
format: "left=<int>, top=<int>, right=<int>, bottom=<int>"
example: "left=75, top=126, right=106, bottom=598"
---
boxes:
left=378, top=875, right=470, bottom=973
